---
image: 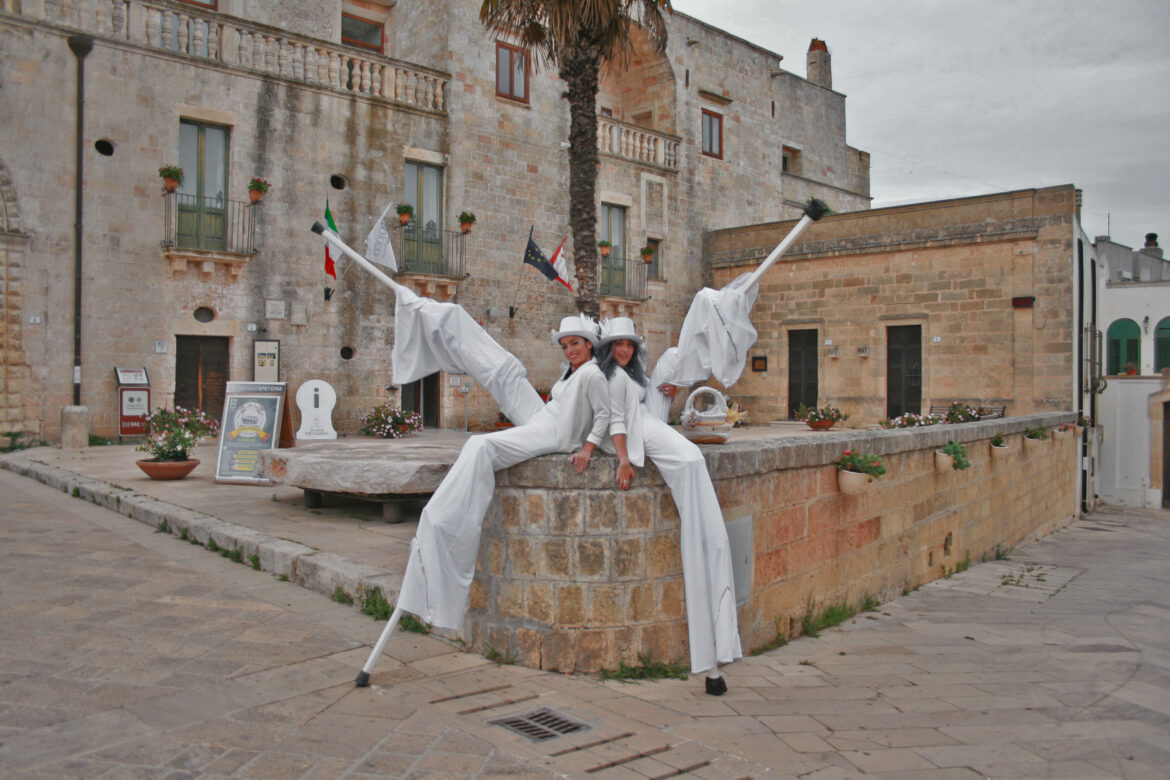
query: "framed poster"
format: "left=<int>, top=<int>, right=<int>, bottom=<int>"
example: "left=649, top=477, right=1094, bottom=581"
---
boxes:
left=253, top=339, right=280, bottom=382
left=215, top=382, right=288, bottom=484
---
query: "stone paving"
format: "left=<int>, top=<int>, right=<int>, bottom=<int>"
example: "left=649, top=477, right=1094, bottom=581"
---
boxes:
left=2, top=446, right=1169, bottom=778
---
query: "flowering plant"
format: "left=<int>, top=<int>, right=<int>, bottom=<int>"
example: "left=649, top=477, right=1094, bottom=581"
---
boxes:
left=837, top=450, right=887, bottom=480
left=158, top=164, right=184, bottom=182
left=1058, top=422, right=1076, bottom=432
left=796, top=404, right=848, bottom=424
left=360, top=405, right=422, bottom=438
left=136, top=406, right=218, bottom=461
left=248, top=177, right=270, bottom=193
left=943, top=403, right=983, bottom=424
left=724, top=395, right=750, bottom=427
left=1076, top=412, right=1093, bottom=427
left=881, top=412, right=942, bottom=429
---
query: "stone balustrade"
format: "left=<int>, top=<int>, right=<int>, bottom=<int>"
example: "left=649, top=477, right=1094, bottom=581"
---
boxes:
left=14, top=0, right=447, bottom=111
left=467, top=413, right=1079, bottom=673
left=598, top=118, right=679, bottom=171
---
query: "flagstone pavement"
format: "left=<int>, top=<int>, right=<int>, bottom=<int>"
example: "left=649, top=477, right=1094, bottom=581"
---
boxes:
left=2, top=444, right=1169, bottom=778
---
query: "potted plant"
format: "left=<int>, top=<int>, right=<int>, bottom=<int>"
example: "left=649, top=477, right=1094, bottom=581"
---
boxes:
left=496, top=412, right=513, bottom=429
left=135, top=406, right=219, bottom=479
left=639, top=244, right=655, bottom=263
left=990, top=432, right=1009, bottom=459
left=796, top=404, right=848, bottom=431
left=1056, top=421, right=1077, bottom=437
left=360, top=404, right=422, bottom=438
left=1024, top=426, right=1049, bottom=451
left=597, top=239, right=612, bottom=257
left=247, top=177, right=270, bottom=204
left=458, top=211, right=476, bottom=233
left=158, top=164, right=184, bottom=193
left=935, top=440, right=971, bottom=471
left=1122, top=362, right=1138, bottom=375
left=396, top=203, right=414, bottom=225
left=837, top=449, right=887, bottom=494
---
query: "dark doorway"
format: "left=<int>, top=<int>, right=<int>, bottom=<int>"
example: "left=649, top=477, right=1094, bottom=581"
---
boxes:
left=175, top=335, right=229, bottom=422
left=887, top=325, right=922, bottom=419
left=1163, top=402, right=1169, bottom=509
left=787, top=329, right=818, bottom=418
left=402, top=372, right=440, bottom=428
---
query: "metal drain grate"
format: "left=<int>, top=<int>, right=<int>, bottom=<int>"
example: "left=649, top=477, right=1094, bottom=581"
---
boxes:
left=490, top=708, right=589, bottom=742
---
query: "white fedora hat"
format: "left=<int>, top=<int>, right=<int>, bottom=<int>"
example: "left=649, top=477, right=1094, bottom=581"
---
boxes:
left=599, top=316, right=644, bottom=346
left=550, top=313, right=600, bottom=346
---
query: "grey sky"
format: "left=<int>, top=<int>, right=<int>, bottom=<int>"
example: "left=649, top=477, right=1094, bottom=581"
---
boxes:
left=671, top=0, right=1169, bottom=249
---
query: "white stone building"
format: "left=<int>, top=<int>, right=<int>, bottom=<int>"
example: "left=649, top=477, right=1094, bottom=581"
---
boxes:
left=0, top=0, right=869, bottom=442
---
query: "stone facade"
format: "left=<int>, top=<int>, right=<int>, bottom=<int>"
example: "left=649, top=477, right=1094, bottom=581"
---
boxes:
left=0, top=0, right=869, bottom=441
left=467, top=413, right=1077, bottom=672
left=706, top=186, right=1084, bottom=424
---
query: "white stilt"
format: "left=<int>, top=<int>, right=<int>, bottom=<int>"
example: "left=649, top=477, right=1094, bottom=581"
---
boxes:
left=354, top=605, right=404, bottom=686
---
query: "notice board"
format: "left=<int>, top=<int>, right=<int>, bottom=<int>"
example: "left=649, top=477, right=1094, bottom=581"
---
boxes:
left=214, top=382, right=293, bottom=484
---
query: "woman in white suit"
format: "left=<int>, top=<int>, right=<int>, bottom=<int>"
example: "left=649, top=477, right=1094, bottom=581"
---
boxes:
left=598, top=317, right=742, bottom=695
left=394, top=314, right=611, bottom=631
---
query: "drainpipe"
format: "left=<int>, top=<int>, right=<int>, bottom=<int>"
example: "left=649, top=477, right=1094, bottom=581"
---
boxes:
left=68, top=34, right=93, bottom=406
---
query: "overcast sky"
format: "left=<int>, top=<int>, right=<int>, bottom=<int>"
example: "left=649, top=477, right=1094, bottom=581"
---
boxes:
left=671, top=0, right=1169, bottom=250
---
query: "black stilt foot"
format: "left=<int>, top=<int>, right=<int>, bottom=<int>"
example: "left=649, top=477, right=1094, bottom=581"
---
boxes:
left=354, top=671, right=370, bottom=687
left=705, top=676, right=727, bottom=696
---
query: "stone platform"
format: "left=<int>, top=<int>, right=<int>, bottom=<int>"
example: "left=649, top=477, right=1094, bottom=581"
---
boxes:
left=257, top=431, right=473, bottom=521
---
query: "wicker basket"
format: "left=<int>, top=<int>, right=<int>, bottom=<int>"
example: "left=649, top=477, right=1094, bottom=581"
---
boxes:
left=680, top=387, right=733, bottom=444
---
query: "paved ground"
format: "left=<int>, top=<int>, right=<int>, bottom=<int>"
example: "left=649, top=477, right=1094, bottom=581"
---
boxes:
left=2, top=445, right=1169, bottom=778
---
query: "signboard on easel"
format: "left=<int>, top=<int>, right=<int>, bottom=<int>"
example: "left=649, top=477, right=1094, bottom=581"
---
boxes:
left=214, top=381, right=294, bottom=484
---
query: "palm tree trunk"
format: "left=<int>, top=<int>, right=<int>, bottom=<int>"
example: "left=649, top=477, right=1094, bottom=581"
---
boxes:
left=560, top=41, right=602, bottom=319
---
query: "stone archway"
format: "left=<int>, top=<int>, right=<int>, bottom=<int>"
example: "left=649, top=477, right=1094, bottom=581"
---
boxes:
left=0, top=157, right=35, bottom=444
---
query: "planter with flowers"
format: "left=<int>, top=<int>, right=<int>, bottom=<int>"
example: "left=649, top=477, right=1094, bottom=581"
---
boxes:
left=158, top=164, right=184, bottom=193
left=881, top=412, right=942, bottom=428
left=837, top=450, right=887, bottom=494
left=1024, top=426, right=1049, bottom=451
left=361, top=404, right=423, bottom=438
left=1122, top=362, right=1138, bottom=376
left=136, top=406, right=219, bottom=479
left=935, top=439, right=971, bottom=471
left=797, top=404, right=848, bottom=431
left=639, top=244, right=655, bottom=263
left=990, top=433, right=1009, bottom=460
left=1055, top=421, right=1077, bottom=439
left=248, top=177, right=270, bottom=204
left=597, top=240, right=611, bottom=257
left=458, top=211, right=476, bottom=233
left=396, top=203, right=414, bottom=225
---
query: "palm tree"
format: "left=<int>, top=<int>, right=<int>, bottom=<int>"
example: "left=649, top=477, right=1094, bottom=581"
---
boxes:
left=480, top=0, right=671, bottom=318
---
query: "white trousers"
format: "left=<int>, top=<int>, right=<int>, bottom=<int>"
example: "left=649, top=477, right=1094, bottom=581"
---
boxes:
left=642, top=416, right=743, bottom=673
left=395, top=417, right=561, bottom=629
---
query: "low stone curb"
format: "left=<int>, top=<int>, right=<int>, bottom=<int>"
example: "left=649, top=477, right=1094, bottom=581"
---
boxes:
left=0, top=453, right=401, bottom=611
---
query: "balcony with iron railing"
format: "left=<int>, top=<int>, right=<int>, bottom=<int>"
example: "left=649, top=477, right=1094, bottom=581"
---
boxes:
left=14, top=0, right=448, bottom=112
left=162, top=192, right=257, bottom=281
left=599, top=254, right=649, bottom=318
left=394, top=224, right=468, bottom=301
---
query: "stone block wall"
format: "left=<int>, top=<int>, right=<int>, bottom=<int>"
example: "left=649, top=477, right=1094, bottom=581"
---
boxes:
left=465, top=412, right=1077, bottom=672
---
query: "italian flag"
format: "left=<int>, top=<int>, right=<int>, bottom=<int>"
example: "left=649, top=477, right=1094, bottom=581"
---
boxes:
left=324, top=200, right=338, bottom=279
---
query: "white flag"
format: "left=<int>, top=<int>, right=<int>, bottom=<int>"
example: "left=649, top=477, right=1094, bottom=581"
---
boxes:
left=364, top=202, right=397, bottom=272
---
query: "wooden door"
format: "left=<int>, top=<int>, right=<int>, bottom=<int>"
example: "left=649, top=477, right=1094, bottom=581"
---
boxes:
left=175, top=336, right=229, bottom=422
left=887, top=325, right=922, bottom=419
left=787, top=329, right=818, bottom=418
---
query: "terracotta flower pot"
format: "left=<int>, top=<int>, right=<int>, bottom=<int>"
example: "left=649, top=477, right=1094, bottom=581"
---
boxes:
left=807, top=419, right=835, bottom=431
left=641, top=253, right=654, bottom=264
left=137, top=458, right=199, bottom=480
left=398, top=212, right=412, bottom=225
left=838, top=468, right=869, bottom=494
left=599, top=246, right=611, bottom=257
left=162, top=177, right=179, bottom=193
left=460, top=222, right=473, bottom=234
left=249, top=189, right=263, bottom=204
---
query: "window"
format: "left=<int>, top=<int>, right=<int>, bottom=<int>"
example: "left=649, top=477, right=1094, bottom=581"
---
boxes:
left=1156, top=317, right=1170, bottom=372
left=403, top=161, right=443, bottom=273
left=782, top=145, right=802, bottom=174
left=643, top=238, right=661, bottom=281
left=701, top=110, right=722, bottom=158
left=599, top=204, right=627, bottom=297
left=496, top=42, right=528, bottom=103
left=1106, top=319, right=1141, bottom=375
left=342, top=14, right=383, bottom=52
left=177, top=119, right=229, bottom=250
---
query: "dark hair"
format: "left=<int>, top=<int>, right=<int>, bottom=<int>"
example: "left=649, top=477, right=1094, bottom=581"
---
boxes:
left=597, top=340, right=648, bottom=387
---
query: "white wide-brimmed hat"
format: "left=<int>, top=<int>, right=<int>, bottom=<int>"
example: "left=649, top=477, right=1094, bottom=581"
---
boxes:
left=599, top=316, right=644, bottom=346
left=550, top=313, right=600, bottom=347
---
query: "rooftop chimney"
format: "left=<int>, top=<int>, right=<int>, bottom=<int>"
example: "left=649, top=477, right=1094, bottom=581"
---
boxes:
left=1145, top=232, right=1158, bottom=248
left=807, top=38, right=831, bottom=89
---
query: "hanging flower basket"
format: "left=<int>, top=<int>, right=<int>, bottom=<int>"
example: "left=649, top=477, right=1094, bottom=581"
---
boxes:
left=158, top=164, right=183, bottom=193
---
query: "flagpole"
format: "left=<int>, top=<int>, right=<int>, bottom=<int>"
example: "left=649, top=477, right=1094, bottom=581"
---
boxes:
left=743, top=198, right=829, bottom=288
left=312, top=222, right=401, bottom=294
